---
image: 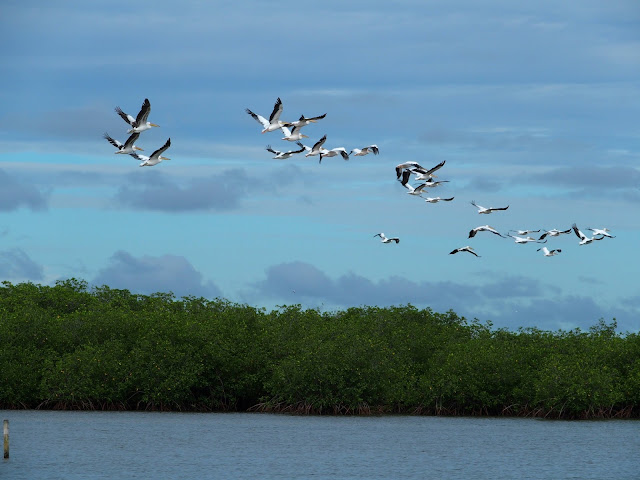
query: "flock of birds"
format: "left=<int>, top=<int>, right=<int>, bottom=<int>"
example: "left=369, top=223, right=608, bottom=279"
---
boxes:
left=384, top=157, right=616, bottom=257
left=246, top=97, right=378, bottom=163
left=104, top=98, right=171, bottom=166
left=103, top=97, right=616, bottom=259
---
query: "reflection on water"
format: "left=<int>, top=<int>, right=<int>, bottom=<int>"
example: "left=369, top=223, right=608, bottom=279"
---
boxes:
left=1, top=410, right=639, bottom=480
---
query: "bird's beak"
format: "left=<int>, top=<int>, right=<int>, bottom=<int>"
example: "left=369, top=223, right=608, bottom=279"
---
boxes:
left=151, top=123, right=159, bottom=127
left=134, top=146, right=144, bottom=151
left=302, top=134, right=309, bottom=138
left=161, top=157, right=171, bottom=161
left=309, top=120, right=317, bottom=123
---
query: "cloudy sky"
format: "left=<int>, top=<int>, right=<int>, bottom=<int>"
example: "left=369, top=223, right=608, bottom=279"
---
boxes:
left=1, top=0, right=639, bottom=331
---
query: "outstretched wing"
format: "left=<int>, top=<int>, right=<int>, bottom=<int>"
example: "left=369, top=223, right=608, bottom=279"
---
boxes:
left=134, top=98, right=151, bottom=126
left=246, top=109, right=270, bottom=129
left=103, top=133, right=122, bottom=148
left=150, top=138, right=171, bottom=159
left=269, top=97, right=283, bottom=123
left=122, top=132, right=141, bottom=149
left=115, top=106, right=135, bottom=126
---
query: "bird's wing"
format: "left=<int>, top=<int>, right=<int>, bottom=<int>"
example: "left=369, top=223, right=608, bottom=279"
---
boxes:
left=122, top=132, right=140, bottom=148
left=291, top=144, right=306, bottom=154
left=269, top=97, right=283, bottom=123
left=490, top=205, right=509, bottom=211
left=246, top=109, right=269, bottom=128
left=266, top=145, right=280, bottom=155
left=150, top=138, right=171, bottom=159
left=313, top=135, right=327, bottom=150
left=425, top=159, right=446, bottom=175
left=103, top=133, right=122, bottom=148
left=400, top=169, right=412, bottom=186
left=135, top=98, right=151, bottom=125
left=442, top=197, right=454, bottom=201
left=115, top=106, right=135, bottom=126
left=370, top=145, right=379, bottom=154
left=306, top=113, right=327, bottom=121
left=280, top=125, right=292, bottom=137
left=572, top=224, right=585, bottom=240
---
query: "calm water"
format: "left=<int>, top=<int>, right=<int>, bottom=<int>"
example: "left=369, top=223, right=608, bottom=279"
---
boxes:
left=1, top=410, right=638, bottom=479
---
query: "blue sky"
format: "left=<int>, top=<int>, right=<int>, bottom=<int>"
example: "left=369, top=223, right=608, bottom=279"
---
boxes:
left=1, top=0, right=639, bottom=332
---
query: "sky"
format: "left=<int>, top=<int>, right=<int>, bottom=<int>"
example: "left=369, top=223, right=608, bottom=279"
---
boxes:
left=1, top=0, right=639, bottom=332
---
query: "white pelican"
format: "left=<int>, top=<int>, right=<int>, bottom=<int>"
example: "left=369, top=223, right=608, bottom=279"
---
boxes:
left=468, top=225, right=505, bottom=238
left=282, top=113, right=326, bottom=128
left=246, top=97, right=284, bottom=133
left=537, top=246, right=562, bottom=257
left=104, top=132, right=143, bottom=155
left=509, top=235, right=545, bottom=244
left=587, top=227, right=616, bottom=238
left=509, top=229, right=540, bottom=236
left=115, top=98, right=159, bottom=134
left=350, top=145, right=379, bottom=156
left=265, top=143, right=306, bottom=159
left=303, top=135, right=327, bottom=158
left=538, top=228, right=572, bottom=240
left=423, top=196, right=454, bottom=203
left=280, top=125, right=309, bottom=142
left=130, top=138, right=171, bottom=167
left=449, top=246, right=480, bottom=257
left=572, top=223, right=604, bottom=245
left=319, top=147, right=349, bottom=163
left=470, top=200, right=509, bottom=214
left=410, top=160, right=446, bottom=180
left=374, top=233, right=399, bottom=244
left=395, top=161, right=424, bottom=179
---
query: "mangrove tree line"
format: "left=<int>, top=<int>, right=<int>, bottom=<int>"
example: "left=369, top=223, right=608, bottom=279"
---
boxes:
left=0, top=279, right=638, bottom=418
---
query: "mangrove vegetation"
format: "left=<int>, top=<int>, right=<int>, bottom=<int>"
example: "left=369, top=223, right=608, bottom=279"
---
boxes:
left=1, top=279, right=638, bottom=418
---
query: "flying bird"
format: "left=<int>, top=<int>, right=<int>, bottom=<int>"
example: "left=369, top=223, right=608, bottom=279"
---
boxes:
left=350, top=145, right=379, bottom=156
left=282, top=113, right=326, bottom=128
left=265, top=143, right=306, bottom=159
left=509, top=235, right=545, bottom=244
left=115, top=98, right=159, bottom=134
left=572, top=223, right=604, bottom=245
left=509, top=229, right=541, bottom=236
left=537, top=246, right=562, bottom=257
left=449, top=246, right=480, bottom=257
left=103, top=132, right=143, bottom=155
left=470, top=200, right=509, bottom=214
left=280, top=125, right=309, bottom=142
left=538, top=228, right=572, bottom=240
left=303, top=135, right=327, bottom=158
left=587, top=227, right=616, bottom=238
left=130, top=138, right=171, bottom=167
left=374, top=233, right=399, bottom=244
left=423, top=196, right=455, bottom=203
left=246, top=97, right=285, bottom=133
left=319, top=147, right=349, bottom=163
left=468, top=225, right=505, bottom=238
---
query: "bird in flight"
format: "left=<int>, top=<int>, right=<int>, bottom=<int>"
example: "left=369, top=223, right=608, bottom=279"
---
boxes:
left=130, top=138, right=171, bottom=167
left=449, top=246, right=480, bottom=257
left=115, top=98, right=159, bottom=134
left=470, top=200, right=509, bottom=214
left=246, top=97, right=285, bottom=133
left=374, top=233, right=400, bottom=244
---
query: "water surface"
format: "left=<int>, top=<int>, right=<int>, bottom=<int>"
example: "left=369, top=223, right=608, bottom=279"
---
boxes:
left=1, top=410, right=638, bottom=479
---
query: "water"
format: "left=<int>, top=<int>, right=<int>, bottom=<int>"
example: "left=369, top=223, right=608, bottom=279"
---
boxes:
left=1, top=410, right=638, bottom=479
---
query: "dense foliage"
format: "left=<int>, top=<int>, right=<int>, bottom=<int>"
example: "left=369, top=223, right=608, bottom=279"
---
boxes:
left=1, top=279, right=638, bottom=418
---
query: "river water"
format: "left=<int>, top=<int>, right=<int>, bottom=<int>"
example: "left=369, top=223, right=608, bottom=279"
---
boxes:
left=1, top=410, right=638, bottom=479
